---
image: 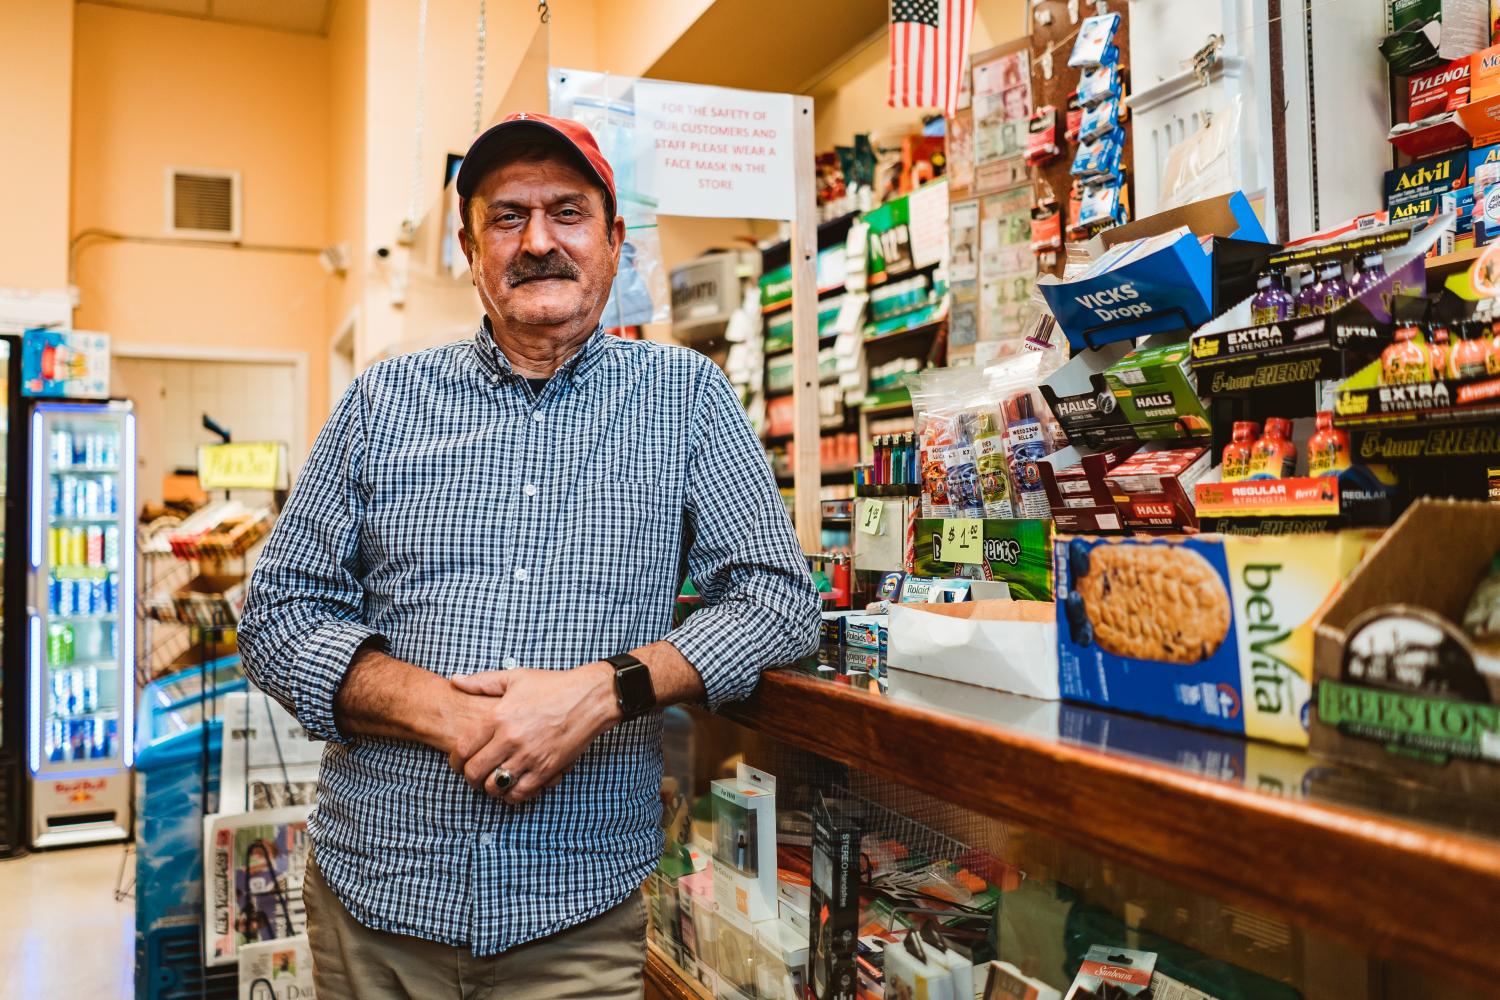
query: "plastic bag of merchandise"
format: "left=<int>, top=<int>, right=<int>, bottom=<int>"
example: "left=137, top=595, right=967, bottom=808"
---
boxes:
left=984, top=351, right=1061, bottom=519
left=908, top=368, right=981, bottom=520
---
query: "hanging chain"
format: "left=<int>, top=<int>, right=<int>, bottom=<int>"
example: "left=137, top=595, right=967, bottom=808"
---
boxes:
left=537, top=0, right=549, bottom=24
left=405, top=0, right=430, bottom=234
left=473, top=0, right=487, bottom=135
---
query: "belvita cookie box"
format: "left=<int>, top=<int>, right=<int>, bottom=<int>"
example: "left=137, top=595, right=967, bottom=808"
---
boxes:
left=1055, top=531, right=1377, bottom=746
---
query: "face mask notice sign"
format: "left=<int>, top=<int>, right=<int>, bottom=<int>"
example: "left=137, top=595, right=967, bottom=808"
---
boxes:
left=634, top=82, right=795, bottom=221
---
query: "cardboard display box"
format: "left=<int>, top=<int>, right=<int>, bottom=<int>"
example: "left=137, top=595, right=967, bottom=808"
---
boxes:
left=1056, top=531, right=1378, bottom=746
left=887, top=600, right=1059, bottom=700
left=912, top=518, right=1055, bottom=601
left=1104, top=342, right=1213, bottom=440
left=1313, top=499, right=1500, bottom=793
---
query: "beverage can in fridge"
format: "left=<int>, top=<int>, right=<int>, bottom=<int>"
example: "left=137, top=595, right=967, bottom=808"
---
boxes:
left=91, top=579, right=106, bottom=617
left=71, top=526, right=86, bottom=566
left=60, top=623, right=73, bottom=664
left=86, top=526, right=103, bottom=566
left=89, top=718, right=107, bottom=758
left=68, top=668, right=84, bottom=714
left=101, top=475, right=116, bottom=515
left=49, top=720, right=68, bottom=762
left=51, top=431, right=70, bottom=469
left=103, top=719, right=117, bottom=758
left=49, top=576, right=61, bottom=615
left=48, top=527, right=62, bottom=567
left=57, top=579, right=73, bottom=617
left=101, top=434, right=117, bottom=468
left=105, top=573, right=118, bottom=614
left=69, top=719, right=88, bottom=759
left=47, top=624, right=63, bottom=664
left=82, top=479, right=98, bottom=517
left=50, top=667, right=68, bottom=712
left=82, top=666, right=98, bottom=712
left=104, top=526, right=119, bottom=568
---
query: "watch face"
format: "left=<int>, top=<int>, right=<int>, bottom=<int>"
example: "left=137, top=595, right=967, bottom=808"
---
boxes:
left=614, top=657, right=657, bottom=717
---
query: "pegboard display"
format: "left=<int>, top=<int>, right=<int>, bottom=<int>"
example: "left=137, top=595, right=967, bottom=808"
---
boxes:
left=1027, top=0, right=1133, bottom=276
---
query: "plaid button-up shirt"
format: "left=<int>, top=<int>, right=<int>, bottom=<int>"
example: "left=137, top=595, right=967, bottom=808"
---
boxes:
left=239, top=324, right=819, bottom=955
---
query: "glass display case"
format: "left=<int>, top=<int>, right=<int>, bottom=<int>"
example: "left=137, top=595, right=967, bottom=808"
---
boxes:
left=641, top=648, right=1499, bottom=1000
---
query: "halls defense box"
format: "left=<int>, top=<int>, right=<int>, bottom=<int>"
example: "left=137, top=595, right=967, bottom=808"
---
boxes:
left=1056, top=531, right=1377, bottom=746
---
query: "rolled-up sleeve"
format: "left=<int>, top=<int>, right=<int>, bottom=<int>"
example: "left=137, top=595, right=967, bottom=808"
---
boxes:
left=665, top=361, right=821, bottom=709
left=238, top=379, right=383, bottom=743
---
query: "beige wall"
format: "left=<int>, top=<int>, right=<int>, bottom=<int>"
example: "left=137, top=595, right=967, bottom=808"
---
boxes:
left=71, top=3, right=331, bottom=438
left=326, top=0, right=368, bottom=375
left=0, top=0, right=73, bottom=289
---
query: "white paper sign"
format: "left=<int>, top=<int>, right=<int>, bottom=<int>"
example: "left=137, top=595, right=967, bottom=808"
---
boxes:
left=635, top=83, right=795, bottom=220
left=908, top=180, right=950, bottom=269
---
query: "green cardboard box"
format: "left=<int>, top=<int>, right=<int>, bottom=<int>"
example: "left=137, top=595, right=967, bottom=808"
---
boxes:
left=912, top=518, right=1054, bottom=600
left=1104, top=343, right=1213, bottom=441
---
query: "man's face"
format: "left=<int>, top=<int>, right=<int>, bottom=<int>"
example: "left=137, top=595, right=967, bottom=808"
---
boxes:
left=459, top=150, right=624, bottom=330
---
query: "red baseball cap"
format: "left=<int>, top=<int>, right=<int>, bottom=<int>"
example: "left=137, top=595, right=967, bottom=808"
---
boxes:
left=456, top=112, right=617, bottom=217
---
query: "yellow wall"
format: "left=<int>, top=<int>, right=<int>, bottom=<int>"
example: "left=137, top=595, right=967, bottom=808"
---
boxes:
left=326, top=0, right=368, bottom=366
left=71, top=3, right=332, bottom=435
left=0, top=0, right=73, bottom=289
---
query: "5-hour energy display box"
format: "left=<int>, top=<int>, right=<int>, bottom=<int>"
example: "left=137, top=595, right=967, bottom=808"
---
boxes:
left=1055, top=532, right=1375, bottom=746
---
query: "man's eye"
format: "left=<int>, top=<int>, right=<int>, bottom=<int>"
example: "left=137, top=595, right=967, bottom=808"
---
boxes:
left=557, top=208, right=582, bottom=219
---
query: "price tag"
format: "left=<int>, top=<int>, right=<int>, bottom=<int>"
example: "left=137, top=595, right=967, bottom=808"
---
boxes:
left=937, top=518, right=985, bottom=564
left=858, top=501, right=884, bottom=535
left=197, top=442, right=283, bottom=490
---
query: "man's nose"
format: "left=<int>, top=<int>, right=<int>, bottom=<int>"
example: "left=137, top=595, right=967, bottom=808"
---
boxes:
left=520, top=211, right=557, bottom=257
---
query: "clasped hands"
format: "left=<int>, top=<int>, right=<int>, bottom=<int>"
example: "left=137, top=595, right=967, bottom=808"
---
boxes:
left=443, top=661, right=621, bottom=805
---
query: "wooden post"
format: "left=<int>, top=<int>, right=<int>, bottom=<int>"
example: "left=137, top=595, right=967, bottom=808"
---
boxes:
left=789, top=95, right=820, bottom=553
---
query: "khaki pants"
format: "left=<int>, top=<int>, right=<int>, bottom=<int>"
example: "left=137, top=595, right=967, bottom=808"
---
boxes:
left=302, top=854, right=646, bottom=1000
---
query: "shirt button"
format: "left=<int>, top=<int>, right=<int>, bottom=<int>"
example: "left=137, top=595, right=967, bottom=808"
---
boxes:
left=502, top=656, right=518, bottom=668
left=522, top=483, right=537, bottom=497
left=489, top=374, right=499, bottom=385
left=479, top=833, right=494, bottom=846
left=513, top=568, right=528, bottom=582
left=532, top=410, right=545, bottom=423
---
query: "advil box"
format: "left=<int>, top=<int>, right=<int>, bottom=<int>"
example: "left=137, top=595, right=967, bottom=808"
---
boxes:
left=1383, top=152, right=1468, bottom=209
left=1056, top=532, right=1376, bottom=746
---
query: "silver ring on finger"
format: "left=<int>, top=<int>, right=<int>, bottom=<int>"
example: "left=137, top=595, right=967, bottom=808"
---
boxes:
left=491, top=766, right=515, bottom=792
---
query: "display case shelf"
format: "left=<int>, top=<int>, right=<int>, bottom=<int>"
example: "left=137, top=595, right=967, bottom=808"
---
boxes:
left=719, top=660, right=1500, bottom=991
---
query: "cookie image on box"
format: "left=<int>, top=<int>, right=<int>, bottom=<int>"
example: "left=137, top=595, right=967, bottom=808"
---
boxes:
left=1073, top=543, right=1231, bottom=663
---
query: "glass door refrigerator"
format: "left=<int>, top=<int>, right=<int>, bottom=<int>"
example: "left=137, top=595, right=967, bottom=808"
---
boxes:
left=28, top=400, right=135, bottom=847
left=0, top=336, right=29, bottom=858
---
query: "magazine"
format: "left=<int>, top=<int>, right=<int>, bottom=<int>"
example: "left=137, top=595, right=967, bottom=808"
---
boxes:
left=204, top=805, right=312, bottom=966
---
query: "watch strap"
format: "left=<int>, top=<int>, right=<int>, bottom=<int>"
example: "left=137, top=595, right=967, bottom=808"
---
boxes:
left=606, top=653, right=657, bottom=720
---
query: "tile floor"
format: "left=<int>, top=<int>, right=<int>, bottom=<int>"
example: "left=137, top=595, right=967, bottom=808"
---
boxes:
left=0, top=844, right=134, bottom=998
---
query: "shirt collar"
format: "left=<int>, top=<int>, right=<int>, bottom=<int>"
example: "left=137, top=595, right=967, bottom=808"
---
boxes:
left=470, top=318, right=613, bottom=385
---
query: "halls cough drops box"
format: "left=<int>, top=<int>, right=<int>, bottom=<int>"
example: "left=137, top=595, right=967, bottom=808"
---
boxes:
left=1055, top=532, right=1375, bottom=746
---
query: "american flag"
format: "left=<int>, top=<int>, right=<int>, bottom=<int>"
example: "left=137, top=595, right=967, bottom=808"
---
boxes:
left=889, top=0, right=976, bottom=116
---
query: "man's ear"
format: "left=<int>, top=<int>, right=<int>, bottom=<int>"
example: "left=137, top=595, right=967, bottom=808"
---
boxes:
left=609, top=214, right=626, bottom=269
left=458, top=223, right=476, bottom=284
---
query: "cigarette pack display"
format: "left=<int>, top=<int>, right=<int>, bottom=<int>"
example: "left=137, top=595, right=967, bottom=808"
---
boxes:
left=809, top=792, right=861, bottom=1000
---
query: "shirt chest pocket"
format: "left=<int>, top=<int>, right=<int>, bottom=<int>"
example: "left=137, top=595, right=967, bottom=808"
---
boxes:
left=560, top=478, right=679, bottom=602
left=366, top=474, right=507, bottom=573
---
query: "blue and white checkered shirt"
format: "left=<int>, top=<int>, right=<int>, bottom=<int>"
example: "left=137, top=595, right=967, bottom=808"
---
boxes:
left=239, top=323, right=819, bottom=956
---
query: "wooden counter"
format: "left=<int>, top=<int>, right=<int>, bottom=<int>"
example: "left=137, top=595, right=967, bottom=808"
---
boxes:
left=716, top=662, right=1500, bottom=992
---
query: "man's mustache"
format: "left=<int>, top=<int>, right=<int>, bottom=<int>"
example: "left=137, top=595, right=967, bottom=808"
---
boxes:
left=506, top=254, right=581, bottom=286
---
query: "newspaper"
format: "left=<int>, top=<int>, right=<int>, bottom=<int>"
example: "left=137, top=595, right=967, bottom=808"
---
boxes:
left=219, top=691, right=321, bottom=815
left=238, top=933, right=315, bottom=999
left=204, top=805, right=312, bottom=966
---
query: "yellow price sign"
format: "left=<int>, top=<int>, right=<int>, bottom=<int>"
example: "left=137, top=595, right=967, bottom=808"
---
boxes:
left=858, top=501, right=884, bottom=535
left=937, top=518, right=985, bottom=564
left=198, top=442, right=282, bottom=490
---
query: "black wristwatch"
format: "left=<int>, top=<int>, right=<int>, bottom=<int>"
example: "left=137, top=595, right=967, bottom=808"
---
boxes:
left=606, top=653, right=657, bottom=721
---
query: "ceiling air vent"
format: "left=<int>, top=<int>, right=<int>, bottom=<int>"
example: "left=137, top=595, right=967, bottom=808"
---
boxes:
left=165, top=168, right=241, bottom=241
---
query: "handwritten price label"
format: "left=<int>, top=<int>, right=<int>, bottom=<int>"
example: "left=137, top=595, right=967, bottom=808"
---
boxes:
left=858, top=501, right=884, bottom=535
left=197, top=442, right=282, bottom=490
left=937, top=519, right=985, bottom=564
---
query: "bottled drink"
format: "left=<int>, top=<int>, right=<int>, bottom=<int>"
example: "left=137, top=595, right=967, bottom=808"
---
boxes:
left=1452, top=324, right=1491, bottom=380
left=82, top=666, right=98, bottom=712
left=71, top=526, right=87, bottom=566
left=51, top=430, right=71, bottom=469
left=1381, top=326, right=1433, bottom=384
left=1292, top=269, right=1320, bottom=317
left=1313, top=261, right=1351, bottom=314
left=1349, top=252, right=1387, bottom=298
left=1250, top=272, right=1295, bottom=325
left=85, top=526, right=104, bottom=566
left=1428, top=327, right=1452, bottom=381
left=1221, top=421, right=1260, bottom=482
left=105, top=573, right=119, bottom=614
left=104, top=526, right=120, bottom=568
left=101, top=475, right=116, bottom=515
left=1249, top=418, right=1297, bottom=479
left=1308, top=413, right=1356, bottom=479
